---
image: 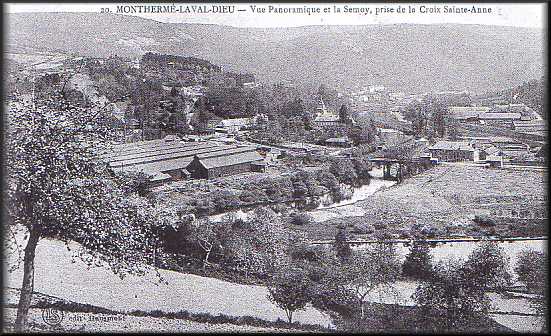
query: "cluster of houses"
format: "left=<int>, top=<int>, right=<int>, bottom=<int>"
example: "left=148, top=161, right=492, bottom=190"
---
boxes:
left=425, top=136, right=538, bottom=167
left=103, top=135, right=266, bottom=185
left=448, top=104, right=546, bottom=135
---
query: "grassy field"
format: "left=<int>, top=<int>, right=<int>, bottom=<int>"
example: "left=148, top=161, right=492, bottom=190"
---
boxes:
left=4, top=238, right=331, bottom=328
left=300, top=164, right=547, bottom=240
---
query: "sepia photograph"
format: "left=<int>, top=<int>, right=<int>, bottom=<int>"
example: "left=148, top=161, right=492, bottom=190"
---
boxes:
left=2, top=1, right=548, bottom=333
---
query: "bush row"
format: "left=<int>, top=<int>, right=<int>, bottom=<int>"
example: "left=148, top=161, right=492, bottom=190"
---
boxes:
left=33, top=299, right=329, bottom=332
left=127, top=309, right=330, bottom=332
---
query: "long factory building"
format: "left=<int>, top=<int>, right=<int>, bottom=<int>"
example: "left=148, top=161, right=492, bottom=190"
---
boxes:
left=103, top=136, right=265, bottom=183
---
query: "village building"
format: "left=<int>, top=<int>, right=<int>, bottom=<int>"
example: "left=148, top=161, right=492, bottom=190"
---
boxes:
left=486, top=155, right=504, bottom=168
left=448, top=106, right=491, bottom=122
left=258, top=146, right=284, bottom=163
left=186, top=148, right=265, bottom=179
left=488, top=136, right=530, bottom=155
left=458, top=136, right=530, bottom=156
left=312, top=97, right=354, bottom=130
left=325, top=136, right=352, bottom=148
left=105, top=136, right=265, bottom=184
left=491, top=103, right=528, bottom=114
left=427, top=140, right=480, bottom=162
left=478, top=112, right=522, bottom=126
left=214, top=117, right=254, bottom=134
left=478, top=145, right=501, bottom=161
left=512, top=120, right=547, bottom=135
left=313, top=114, right=343, bottom=129
left=377, top=128, right=406, bottom=145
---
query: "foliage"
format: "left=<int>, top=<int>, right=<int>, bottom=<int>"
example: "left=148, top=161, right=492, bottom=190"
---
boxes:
left=288, top=212, right=313, bottom=226
left=307, top=260, right=358, bottom=319
left=413, top=258, right=491, bottom=331
left=515, top=250, right=547, bottom=332
left=515, top=250, right=547, bottom=291
left=340, top=244, right=402, bottom=318
left=6, top=96, right=163, bottom=273
left=141, top=52, right=221, bottom=72
left=338, top=104, right=351, bottom=123
left=127, top=308, right=329, bottom=332
left=510, top=76, right=545, bottom=117
left=317, top=84, right=339, bottom=108
left=267, top=265, right=312, bottom=323
left=473, top=214, right=496, bottom=227
left=403, top=96, right=448, bottom=138
left=462, top=241, right=512, bottom=290
left=333, top=226, right=351, bottom=261
left=188, top=218, right=228, bottom=269
left=221, top=207, right=291, bottom=277
left=402, top=241, right=433, bottom=280
left=5, top=95, right=164, bottom=331
left=329, top=159, right=358, bottom=185
left=30, top=297, right=329, bottom=332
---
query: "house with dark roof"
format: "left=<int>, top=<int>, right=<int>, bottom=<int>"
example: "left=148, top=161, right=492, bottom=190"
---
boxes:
left=186, top=148, right=265, bottom=179
left=428, top=141, right=479, bottom=162
left=105, top=136, right=264, bottom=183
left=214, top=118, right=253, bottom=134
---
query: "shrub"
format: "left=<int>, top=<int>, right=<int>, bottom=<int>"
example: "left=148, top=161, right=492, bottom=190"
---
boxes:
left=373, top=222, right=387, bottom=231
left=402, top=242, right=433, bottom=280
left=34, top=299, right=119, bottom=315
left=289, top=212, right=313, bottom=226
left=474, top=215, right=496, bottom=227
left=350, top=225, right=368, bottom=234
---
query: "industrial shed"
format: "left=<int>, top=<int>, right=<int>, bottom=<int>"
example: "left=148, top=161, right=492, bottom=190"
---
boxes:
left=105, top=136, right=264, bottom=183
left=186, top=148, right=265, bottom=179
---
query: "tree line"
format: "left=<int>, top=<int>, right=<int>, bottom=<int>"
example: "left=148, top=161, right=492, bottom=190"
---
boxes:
left=267, top=226, right=547, bottom=332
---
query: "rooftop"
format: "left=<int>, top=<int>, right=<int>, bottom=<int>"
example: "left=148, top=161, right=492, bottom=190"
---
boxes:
left=216, top=118, right=253, bottom=127
left=314, top=114, right=341, bottom=123
left=197, top=151, right=263, bottom=169
left=428, top=141, right=475, bottom=151
left=326, top=137, right=351, bottom=143
left=479, top=112, right=522, bottom=120
left=513, top=120, right=546, bottom=126
left=448, top=106, right=490, bottom=115
left=108, top=144, right=235, bottom=167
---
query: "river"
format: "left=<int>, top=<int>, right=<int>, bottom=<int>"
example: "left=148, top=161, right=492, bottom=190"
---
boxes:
left=308, top=167, right=396, bottom=221
left=209, top=166, right=396, bottom=223
left=206, top=168, right=547, bottom=332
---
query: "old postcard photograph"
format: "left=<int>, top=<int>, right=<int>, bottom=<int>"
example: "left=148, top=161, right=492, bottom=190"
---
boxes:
left=3, top=2, right=547, bottom=333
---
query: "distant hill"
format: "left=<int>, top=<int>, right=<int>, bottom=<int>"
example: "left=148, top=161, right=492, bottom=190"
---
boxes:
left=473, top=76, right=546, bottom=117
left=6, top=12, right=545, bottom=94
left=511, top=77, right=546, bottom=117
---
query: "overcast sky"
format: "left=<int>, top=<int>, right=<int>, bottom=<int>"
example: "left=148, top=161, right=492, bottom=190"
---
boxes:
left=5, top=2, right=546, bottom=29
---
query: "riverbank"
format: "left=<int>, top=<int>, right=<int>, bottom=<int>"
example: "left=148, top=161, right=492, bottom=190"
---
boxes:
left=151, top=160, right=370, bottom=219
left=304, top=164, right=546, bottom=241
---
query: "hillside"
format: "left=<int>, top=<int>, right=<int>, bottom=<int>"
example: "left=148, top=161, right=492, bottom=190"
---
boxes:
left=473, top=76, right=546, bottom=118
left=5, top=12, right=544, bottom=94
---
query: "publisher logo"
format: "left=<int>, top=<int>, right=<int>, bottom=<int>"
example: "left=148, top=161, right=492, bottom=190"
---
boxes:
left=42, top=308, right=64, bottom=326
